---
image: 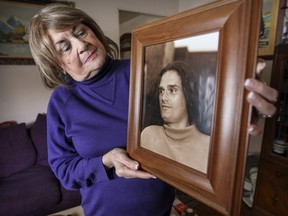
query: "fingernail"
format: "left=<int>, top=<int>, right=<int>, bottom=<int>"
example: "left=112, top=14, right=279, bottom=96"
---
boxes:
left=134, top=163, right=140, bottom=170
left=245, top=79, right=254, bottom=88
left=256, top=61, right=266, bottom=73
left=247, top=92, right=257, bottom=101
left=248, top=125, right=255, bottom=133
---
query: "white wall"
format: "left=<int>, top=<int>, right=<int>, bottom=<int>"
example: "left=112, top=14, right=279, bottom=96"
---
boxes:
left=120, top=14, right=164, bottom=36
left=2, top=0, right=215, bottom=124
left=73, top=0, right=179, bottom=46
left=0, top=0, right=229, bottom=125
left=0, top=0, right=181, bottom=124
left=179, top=0, right=213, bottom=12
left=0, top=65, right=52, bottom=125
left=0, top=0, right=267, bottom=157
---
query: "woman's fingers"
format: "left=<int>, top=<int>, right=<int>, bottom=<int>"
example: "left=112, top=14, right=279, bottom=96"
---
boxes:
left=245, top=78, right=278, bottom=104
left=247, top=91, right=277, bottom=117
left=114, top=162, right=156, bottom=179
left=115, top=150, right=140, bottom=170
left=247, top=124, right=262, bottom=136
left=103, top=148, right=156, bottom=179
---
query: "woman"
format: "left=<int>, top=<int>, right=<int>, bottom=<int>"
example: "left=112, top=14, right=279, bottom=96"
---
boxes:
left=28, top=4, right=277, bottom=216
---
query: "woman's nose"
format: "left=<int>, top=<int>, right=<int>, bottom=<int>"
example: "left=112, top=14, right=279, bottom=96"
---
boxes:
left=74, top=38, right=87, bottom=53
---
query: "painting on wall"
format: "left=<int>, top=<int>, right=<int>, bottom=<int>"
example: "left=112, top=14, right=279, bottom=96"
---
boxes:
left=0, top=0, right=74, bottom=65
left=258, top=0, right=280, bottom=57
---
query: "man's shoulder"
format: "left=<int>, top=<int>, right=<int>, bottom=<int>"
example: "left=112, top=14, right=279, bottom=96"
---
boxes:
left=141, top=125, right=162, bottom=134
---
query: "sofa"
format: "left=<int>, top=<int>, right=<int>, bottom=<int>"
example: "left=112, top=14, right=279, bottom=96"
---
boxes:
left=0, top=113, right=82, bottom=216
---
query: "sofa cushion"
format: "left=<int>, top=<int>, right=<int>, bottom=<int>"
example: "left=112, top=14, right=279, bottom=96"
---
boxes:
left=30, top=113, right=48, bottom=165
left=0, top=123, right=37, bottom=178
left=0, top=121, right=17, bottom=128
left=0, top=165, right=61, bottom=216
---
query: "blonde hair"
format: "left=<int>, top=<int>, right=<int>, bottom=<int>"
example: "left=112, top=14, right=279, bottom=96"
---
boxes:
left=28, top=4, right=119, bottom=89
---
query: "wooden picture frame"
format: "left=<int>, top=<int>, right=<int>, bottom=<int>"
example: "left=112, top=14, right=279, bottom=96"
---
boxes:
left=258, top=0, right=280, bottom=57
left=0, top=0, right=74, bottom=65
left=127, top=0, right=262, bottom=215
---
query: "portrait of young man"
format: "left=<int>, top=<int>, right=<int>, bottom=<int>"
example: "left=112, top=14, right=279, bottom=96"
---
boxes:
left=140, top=34, right=218, bottom=173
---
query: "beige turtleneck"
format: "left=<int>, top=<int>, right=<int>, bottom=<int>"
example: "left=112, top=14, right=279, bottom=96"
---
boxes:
left=141, top=124, right=210, bottom=173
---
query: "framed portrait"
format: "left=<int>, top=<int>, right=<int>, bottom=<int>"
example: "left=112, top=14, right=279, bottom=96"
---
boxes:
left=258, top=0, right=280, bottom=57
left=0, top=0, right=74, bottom=65
left=127, top=0, right=262, bottom=215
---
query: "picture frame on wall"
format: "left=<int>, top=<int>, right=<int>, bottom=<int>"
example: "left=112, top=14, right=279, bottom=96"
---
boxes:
left=0, top=0, right=74, bottom=65
left=258, top=0, right=280, bottom=57
left=127, top=0, right=262, bottom=215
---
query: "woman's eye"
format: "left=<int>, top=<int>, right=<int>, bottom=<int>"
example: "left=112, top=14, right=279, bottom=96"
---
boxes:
left=75, top=30, right=85, bottom=38
left=60, top=43, right=71, bottom=53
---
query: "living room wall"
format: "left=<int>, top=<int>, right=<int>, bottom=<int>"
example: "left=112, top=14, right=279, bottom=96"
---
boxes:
left=0, top=0, right=213, bottom=124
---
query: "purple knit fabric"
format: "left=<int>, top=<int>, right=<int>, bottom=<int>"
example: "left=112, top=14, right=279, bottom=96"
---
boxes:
left=0, top=123, right=36, bottom=178
left=47, top=57, right=174, bottom=216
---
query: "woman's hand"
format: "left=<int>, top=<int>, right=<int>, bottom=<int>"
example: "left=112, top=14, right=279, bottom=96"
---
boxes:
left=244, top=60, right=278, bottom=135
left=102, top=148, right=156, bottom=179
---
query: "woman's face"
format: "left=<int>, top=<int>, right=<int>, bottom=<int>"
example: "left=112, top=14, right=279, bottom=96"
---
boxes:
left=48, top=23, right=107, bottom=81
left=159, top=70, right=189, bottom=128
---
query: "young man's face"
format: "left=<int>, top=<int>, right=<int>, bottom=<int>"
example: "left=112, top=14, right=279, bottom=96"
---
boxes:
left=159, top=70, right=189, bottom=128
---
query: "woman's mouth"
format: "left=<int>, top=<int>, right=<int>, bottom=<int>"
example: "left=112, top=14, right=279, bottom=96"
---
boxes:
left=85, top=50, right=97, bottom=63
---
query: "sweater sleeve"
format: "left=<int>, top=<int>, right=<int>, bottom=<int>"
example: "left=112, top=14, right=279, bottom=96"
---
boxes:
left=47, top=89, right=110, bottom=190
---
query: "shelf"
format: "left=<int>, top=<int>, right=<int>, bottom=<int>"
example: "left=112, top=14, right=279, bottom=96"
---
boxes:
left=253, top=44, right=288, bottom=215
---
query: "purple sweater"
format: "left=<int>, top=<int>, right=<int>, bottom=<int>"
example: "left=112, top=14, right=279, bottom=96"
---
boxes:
left=47, top=57, right=174, bottom=216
